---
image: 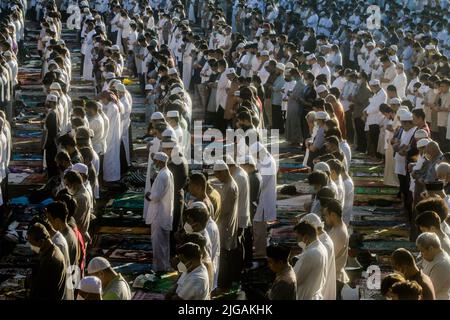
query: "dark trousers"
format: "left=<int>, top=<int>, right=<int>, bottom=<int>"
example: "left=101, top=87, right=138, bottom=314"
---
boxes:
left=45, top=145, right=58, bottom=179
left=398, top=173, right=412, bottom=220
left=170, top=193, right=184, bottom=256
left=243, top=227, right=253, bottom=267
left=272, top=104, right=284, bottom=134
left=218, top=247, right=240, bottom=289
left=345, top=110, right=354, bottom=143
left=354, top=117, right=367, bottom=152
left=367, top=124, right=380, bottom=157
left=215, top=107, right=229, bottom=134
left=438, top=127, right=449, bottom=152
left=300, top=108, right=311, bottom=148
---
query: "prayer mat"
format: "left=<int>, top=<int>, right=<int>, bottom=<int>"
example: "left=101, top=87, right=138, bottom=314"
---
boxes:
left=132, top=290, right=165, bottom=300
left=110, top=192, right=144, bottom=210
left=361, top=241, right=416, bottom=253
left=12, top=154, right=43, bottom=161
left=96, top=226, right=150, bottom=235
left=355, top=187, right=398, bottom=195
left=141, top=272, right=178, bottom=293
left=350, top=220, right=405, bottom=227
left=107, top=249, right=152, bottom=262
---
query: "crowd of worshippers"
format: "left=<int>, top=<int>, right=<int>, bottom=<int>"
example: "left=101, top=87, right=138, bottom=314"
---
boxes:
left=11, top=0, right=450, bottom=301
left=0, top=2, right=22, bottom=213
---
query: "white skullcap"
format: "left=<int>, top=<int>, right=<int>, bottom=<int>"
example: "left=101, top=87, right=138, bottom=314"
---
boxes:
left=316, top=85, right=328, bottom=94
left=161, top=140, right=177, bottom=149
left=154, top=152, right=169, bottom=163
left=369, top=79, right=380, bottom=86
left=49, top=82, right=61, bottom=90
left=162, top=129, right=176, bottom=138
left=46, top=94, right=58, bottom=102
left=213, top=160, right=229, bottom=171
left=366, top=42, right=375, bottom=47
left=78, top=276, right=102, bottom=294
left=83, top=7, right=90, bottom=12
left=300, top=213, right=324, bottom=229
left=389, top=45, right=398, bottom=51
left=236, top=43, right=245, bottom=49
left=425, top=44, right=436, bottom=50
left=306, top=54, right=316, bottom=60
left=145, top=84, right=154, bottom=90
left=260, top=50, right=270, bottom=56
left=417, top=139, right=430, bottom=149
left=285, top=62, right=295, bottom=70
left=315, top=111, right=329, bottom=120
left=72, top=163, right=89, bottom=175
left=3, top=51, right=12, bottom=57
left=314, top=162, right=331, bottom=173
left=104, top=72, right=115, bottom=79
left=396, top=62, right=404, bottom=70
left=225, top=68, right=237, bottom=75
left=168, top=68, right=178, bottom=75
left=171, top=87, right=184, bottom=95
left=150, top=112, right=164, bottom=120
left=414, top=129, right=429, bottom=139
left=276, top=63, right=285, bottom=71
left=87, top=257, right=111, bottom=274
left=389, top=98, right=401, bottom=105
left=111, top=45, right=120, bottom=51
left=188, top=201, right=208, bottom=211
left=399, top=111, right=413, bottom=121
left=57, top=40, right=65, bottom=45
left=166, top=110, right=179, bottom=118
left=115, top=83, right=126, bottom=92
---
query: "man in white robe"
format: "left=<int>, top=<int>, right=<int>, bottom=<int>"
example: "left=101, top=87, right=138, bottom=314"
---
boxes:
left=145, top=152, right=174, bottom=272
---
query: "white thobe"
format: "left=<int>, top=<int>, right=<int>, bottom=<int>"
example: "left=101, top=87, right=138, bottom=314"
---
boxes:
left=120, top=95, right=132, bottom=166
left=319, top=232, right=337, bottom=300
left=254, top=154, right=277, bottom=222
left=294, top=239, right=328, bottom=300
left=422, top=251, right=450, bottom=300
left=329, top=224, right=349, bottom=283
left=394, top=127, right=417, bottom=176
left=392, top=72, right=407, bottom=100
left=102, top=102, right=122, bottom=182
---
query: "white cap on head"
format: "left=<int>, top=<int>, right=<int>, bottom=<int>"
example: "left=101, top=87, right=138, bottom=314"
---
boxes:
left=315, top=111, right=329, bottom=120
left=417, top=138, right=430, bottom=149
left=104, top=72, right=115, bottom=80
left=115, top=83, right=126, bottom=92
left=414, top=129, right=429, bottom=139
left=389, top=98, right=401, bottom=105
left=111, top=45, right=120, bottom=51
left=300, top=213, right=324, bottom=229
left=154, top=152, right=169, bottom=163
left=72, top=163, right=89, bottom=175
left=306, top=54, right=316, bottom=60
left=49, top=82, right=61, bottom=90
left=425, top=44, right=436, bottom=50
left=188, top=201, right=208, bottom=211
left=314, top=162, right=331, bottom=173
left=366, top=42, right=375, bottom=47
left=213, top=160, right=229, bottom=171
left=46, top=94, right=58, bottom=102
left=225, top=68, right=237, bottom=75
left=396, top=62, right=404, bottom=70
left=78, top=276, right=102, bottom=294
left=87, top=257, right=111, bottom=274
left=285, top=62, right=295, bottom=70
left=260, top=50, right=270, bottom=57
left=276, top=63, right=285, bottom=71
left=3, top=51, right=12, bottom=57
left=145, top=84, right=154, bottom=90
left=171, top=87, right=184, bottom=95
left=390, top=44, right=398, bottom=51
left=150, top=112, right=164, bottom=120
left=168, top=68, right=178, bottom=75
left=166, top=110, right=179, bottom=118
left=369, top=79, right=380, bottom=86
left=399, top=111, right=413, bottom=121
left=316, top=85, right=328, bottom=94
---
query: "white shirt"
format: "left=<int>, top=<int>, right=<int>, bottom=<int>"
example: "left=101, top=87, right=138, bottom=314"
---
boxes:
left=394, top=127, right=417, bottom=176
left=176, top=264, right=210, bottom=300
left=342, top=178, right=354, bottom=225
left=392, top=72, right=407, bottom=100
left=319, top=232, right=337, bottom=300
left=216, top=72, right=230, bottom=110
left=254, top=153, right=277, bottom=222
left=422, top=251, right=450, bottom=300
left=294, top=239, right=328, bottom=300
left=328, top=223, right=349, bottom=283
left=364, top=88, right=387, bottom=128
left=232, top=167, right=251, bottom=229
